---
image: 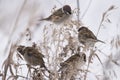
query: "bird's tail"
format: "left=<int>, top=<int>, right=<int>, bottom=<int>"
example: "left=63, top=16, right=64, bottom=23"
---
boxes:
left=97, top=39, right=105, bottom=44
left=41, top=64, right=51, bottom=73
left=39, top=17, right=50, bottom=21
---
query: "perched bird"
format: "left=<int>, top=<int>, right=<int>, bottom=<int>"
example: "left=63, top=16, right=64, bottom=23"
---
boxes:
left=17, top=45, right=50, bottom=73
left=78, top=26, right=105, bottom=48
left=59, top=53, right=86, bottom=80
left=40, top=5, right=72, bottom=24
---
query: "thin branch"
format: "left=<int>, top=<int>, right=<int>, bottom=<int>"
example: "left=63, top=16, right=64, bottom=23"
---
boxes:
left=55, top=0, right=63, bottom=6
left=96, top=5, right=116, bottom=37
left=76, top=0, right=80, bottom=22
left=84, top=57, right=91, bottom=80
left=4, top=0, right=27, bottom=55
left=80, top=0, right=92, bottom=19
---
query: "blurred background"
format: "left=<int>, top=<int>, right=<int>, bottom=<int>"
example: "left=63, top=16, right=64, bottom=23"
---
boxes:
left=0, top=0, right=120, bottom=80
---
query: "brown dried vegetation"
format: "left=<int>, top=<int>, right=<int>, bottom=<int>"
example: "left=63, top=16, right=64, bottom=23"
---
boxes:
left=0, top=1, right=119, bottom=80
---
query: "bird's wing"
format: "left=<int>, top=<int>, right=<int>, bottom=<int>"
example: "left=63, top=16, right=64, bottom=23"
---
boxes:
left=41, top=8, right=64, bottom=21
left=26, top=47, right=44, bottom=58
left=85, top=29, right=97, bottom=40
left=33, top=50, right=44, bottom=59
left=64, top=54, right=80, bottom=64
left=87, top=30, right=105, bottom=43
left=52, top=8, right=64, bottom=17
left=59, top=54, right=80, bottom=72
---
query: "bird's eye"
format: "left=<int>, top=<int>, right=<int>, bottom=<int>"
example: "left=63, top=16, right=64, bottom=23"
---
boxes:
left=64, top=10, right=71, bottom=15
left=66, top=11, right=71, bottom=15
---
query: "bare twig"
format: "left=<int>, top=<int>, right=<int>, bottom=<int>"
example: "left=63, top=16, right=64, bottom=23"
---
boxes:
left=80, top=0, right=92, bottom=19
left=96, top=5, right=116, bottom=36
left=76, top=0, right=80, bottom=22
left=2, top=44, right=17, bottom=80
left=4, top=0, right=27, bottom=55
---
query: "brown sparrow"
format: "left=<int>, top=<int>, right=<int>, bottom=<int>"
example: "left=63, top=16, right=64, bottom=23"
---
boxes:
left=40, top=5, right=72, bottom=24
left=78, top=26, right=105, bottom=47
left=59, top=53, right=86, bottom=80
left=17, top=45, right=50, bottom=73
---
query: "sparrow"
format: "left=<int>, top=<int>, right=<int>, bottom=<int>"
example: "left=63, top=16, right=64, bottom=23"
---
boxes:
left=78, top=26, right=105, bottom=47
left=40, top=5, right=72, bottom=24
left=59, top=53, right=86, bottom=80
left=17, top=45, right=50, bottom=73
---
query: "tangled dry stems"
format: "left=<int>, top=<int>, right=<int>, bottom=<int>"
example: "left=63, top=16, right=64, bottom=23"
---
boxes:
left=0, top=1, right=119, bottom=80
